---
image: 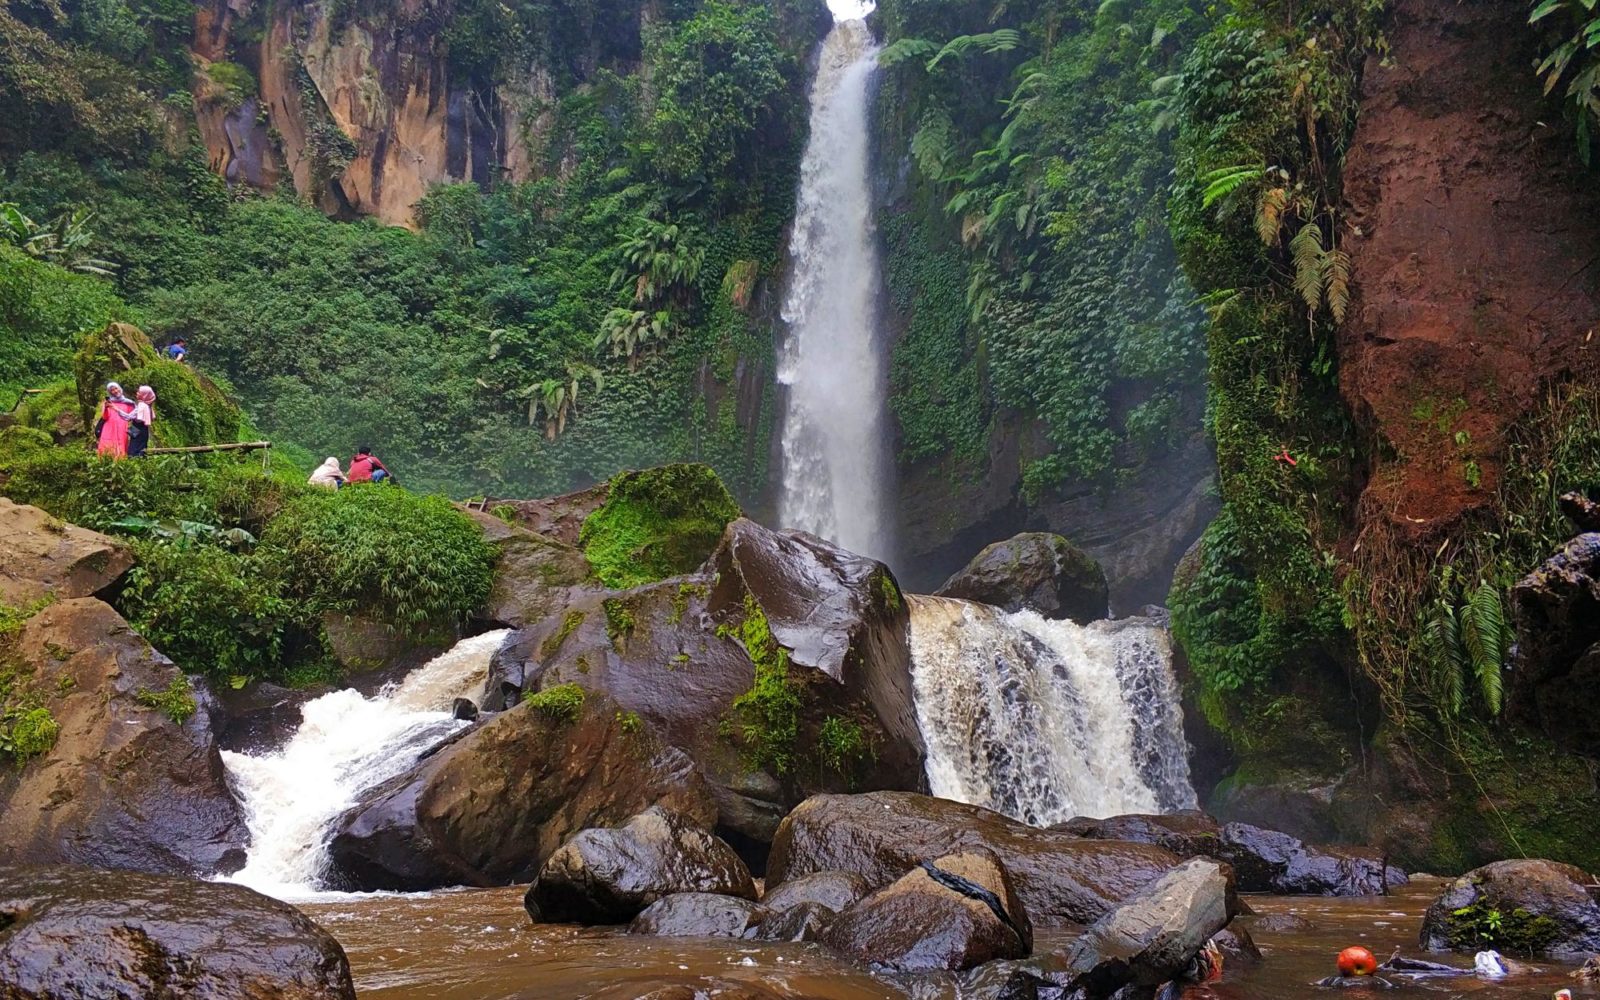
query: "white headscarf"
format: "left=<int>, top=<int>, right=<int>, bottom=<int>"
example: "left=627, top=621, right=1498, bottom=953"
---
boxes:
left=308, top=456, right=344, bottom=488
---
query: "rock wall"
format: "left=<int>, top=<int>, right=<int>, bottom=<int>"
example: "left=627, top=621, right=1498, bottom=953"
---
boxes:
left=187, top=0, right=575, bottom=227
left=1338, top=0, right=1600, bottom=543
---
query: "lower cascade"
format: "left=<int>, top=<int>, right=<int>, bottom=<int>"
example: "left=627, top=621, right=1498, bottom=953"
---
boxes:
left=221, top=629, right=510, bottom=896
left=907, top=596, right=1196, bottom=825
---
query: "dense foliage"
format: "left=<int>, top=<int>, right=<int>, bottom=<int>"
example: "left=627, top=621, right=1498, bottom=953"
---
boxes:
left=0, top=0, right=811, bottom=503
left=578, top=463, right=741, bottom=589
left=873, top=0, right=1209, bottom=492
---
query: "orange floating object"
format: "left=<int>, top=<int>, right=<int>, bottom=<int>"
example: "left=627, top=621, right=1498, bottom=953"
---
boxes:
left=1338, top=946, right=1378, bottom=977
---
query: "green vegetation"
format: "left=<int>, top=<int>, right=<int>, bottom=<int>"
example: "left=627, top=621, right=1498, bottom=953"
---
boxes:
left=578, top=464, right=740, bottom=588
left=1530, top=0, right=1600, bottom=162
left=135, top=674, right=196, bottom=725
left=541, top=611, right=587, bottom=658
left=1446, top=901, right=1560, bottom=957
left=263, top=485, right=494, bottom=632
left=601, top=598, right=636, bottom=648
left=818, top=714, right=871, bottom=783
left=525, top=682, right=586, bottom=725
left=725, top=592, right=801, bottom=774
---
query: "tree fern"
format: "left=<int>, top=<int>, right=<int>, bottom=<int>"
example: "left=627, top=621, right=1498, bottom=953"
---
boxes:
left=926, top=29, right=1023, bottom=71
left=1199, top=164, right=1264, bottom=211
left=878, top=37, right=939, bottom=68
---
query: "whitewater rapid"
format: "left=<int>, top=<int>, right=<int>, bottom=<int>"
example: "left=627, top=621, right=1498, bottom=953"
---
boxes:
left=777, top=17, right=894, bottom=564
left=221, top=629, right=509, bottom=898
left=907, top=596, right=1196, bottom=824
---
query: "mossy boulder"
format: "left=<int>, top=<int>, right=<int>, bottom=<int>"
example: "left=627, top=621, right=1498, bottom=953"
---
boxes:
left=69, top=322, right=242, bottom=448
left=71, top=321, right=158, bottom=430
left=578, top=464, right=741, bottom=589
left=936, top=531, right=1109, bottom=623
left=490, top=517, right=927, bottom=847
left=1420, top=859, right=1600, bottom=959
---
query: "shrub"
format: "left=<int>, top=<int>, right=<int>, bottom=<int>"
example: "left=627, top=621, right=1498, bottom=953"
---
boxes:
left=261, top=484, right=495, bottom=631
left=135, top=674, right=197, bottom=725
left=579, top=463, right=740, bottom=589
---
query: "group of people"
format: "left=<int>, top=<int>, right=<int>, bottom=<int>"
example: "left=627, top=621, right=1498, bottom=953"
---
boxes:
left=94, top=382, right=156, bottom=459
left=309, top=448, right=394, bottom=489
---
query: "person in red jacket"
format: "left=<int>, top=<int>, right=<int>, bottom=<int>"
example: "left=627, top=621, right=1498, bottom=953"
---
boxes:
left=347, top=446, right=393, bottom=484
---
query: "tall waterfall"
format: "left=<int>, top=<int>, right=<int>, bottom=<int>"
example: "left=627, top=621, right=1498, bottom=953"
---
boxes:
left=777, top=17, right=893, bottom=564
left=220, top=629, right=509, bottom=897
left=908, top=596, right=1196, bottom=824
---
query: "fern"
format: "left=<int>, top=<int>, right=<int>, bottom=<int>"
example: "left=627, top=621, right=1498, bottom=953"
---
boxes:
left=1290, top=223, right=1325, bottom=316
left=1324, top=249, right=1352, bottom=323
left=1199, top=164, right=1263, bottom=211
left=1461, top=582, right=1507, bottom=716
left=1423, top=600, right=1467, bottom=718
left=878, top=38, right=939, bottom=68
left=926, top=29, right=1023, bottom=71
left=910, top=108, right=958, bottom=182
left=1255, top=187, right=1287, bottom=245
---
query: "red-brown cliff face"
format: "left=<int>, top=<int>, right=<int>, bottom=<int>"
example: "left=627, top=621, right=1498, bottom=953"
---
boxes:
left=1338, top=0, right=1600, bottom=546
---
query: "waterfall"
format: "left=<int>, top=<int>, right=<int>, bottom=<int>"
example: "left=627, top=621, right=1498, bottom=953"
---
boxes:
left=907, top=596, right=1196, bottom=825
left=777, top=16, right=893, bottom=564
left=220, top=629, right=509, bottom=897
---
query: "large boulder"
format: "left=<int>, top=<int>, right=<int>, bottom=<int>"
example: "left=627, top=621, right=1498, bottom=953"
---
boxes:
left=327, top=691, right=716, bottom=891
left=1057, top=858, right=1236, bottom=996
left=525, top=807, right=757, bottom=924
left=628, top=892, right=763, bottom=938
left=490, top=517, right=926, bottom=845
left=1058, top=812, right=1406, bottom=896
left=935, top=532, right=1109, bottom=623
left=465, top=507, right=605, bottom=629
left=1509, top=533, right=1600, bottom=756
left=0, top=598, right=247, bottom=875
left=0, top=498, right=133, bottom=605
left=759, top=870, right=872, bottom=914
left=0, top=865, right=355, bottom=999
left=1420, top=859, right=1600, bottom=958
left=822, top=848, right=1033, bottom=972
left=766, top=792, right=1184, bottom=926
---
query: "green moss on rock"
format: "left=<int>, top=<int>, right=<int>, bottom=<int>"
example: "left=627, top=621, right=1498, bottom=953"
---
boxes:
left=578, top=464, right=740, bottom=589
left=725, top=592, right=801, bottom=774
left=525, top=682, right=585, bottom=725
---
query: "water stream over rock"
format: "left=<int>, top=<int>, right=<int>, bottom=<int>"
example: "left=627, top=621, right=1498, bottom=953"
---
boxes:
left=220, top=629, right=510, bottom=897
left=907, top=596, right=1196, bottom=824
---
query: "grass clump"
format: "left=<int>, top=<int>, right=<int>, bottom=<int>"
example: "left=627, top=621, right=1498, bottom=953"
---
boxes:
left=135, top=674, right=196, bottom=725
left=818, top=714, right=871, bottom=783
left=725, top=592, right=802, bottom=774
left=0, top=705, right=59, bottom=765
left=525, top=682, right=586, bottom=725
left=578, top=464, right=740, bottom=589
left=263, top=485, right=495, bottom=632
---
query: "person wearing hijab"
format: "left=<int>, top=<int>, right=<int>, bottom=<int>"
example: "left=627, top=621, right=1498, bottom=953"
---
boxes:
left=95, top=382, right=135, bottom=459
left=127, top=385, right=155, bottom=458
left=308, top=456, right=346, bottom=489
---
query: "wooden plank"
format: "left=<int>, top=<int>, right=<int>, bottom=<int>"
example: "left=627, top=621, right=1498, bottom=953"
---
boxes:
left=144, top=441, right=272, bottom=455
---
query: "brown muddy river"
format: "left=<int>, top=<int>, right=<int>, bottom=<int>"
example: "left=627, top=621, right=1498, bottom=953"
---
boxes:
left=300, top=877, right=1589, bottom=999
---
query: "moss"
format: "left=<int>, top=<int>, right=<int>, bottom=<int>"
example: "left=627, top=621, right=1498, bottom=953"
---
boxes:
left=669, top=581, right=706, bottom=624
left=602, top=598, right=634, bottom=649
left=875, top=571, right=902, bottom=613
left=818, top=714, right=872, bottom=785
left=525, top=682, right=585, bottom=725
left=135, top=675, right=196, bottom=725
left=14, top=380, right=78, bottom=435
left=1, top=706, right=59, bottom=764
left=490, top=503, right=518, bottom=525
left=1444, top=901, right=1561, bottom=957
left=71, top=321, right=159, bottom=431
left=726, top=592, right=802, bottom=774
left=578, top=464, right=740, bottom=589
left=616, top=709, right=643, bottom=734
left=116, top=360, right=243, bottom=448
left=0, top=425, right=55, bottom=470
left=540, top=610, right=586, bottom=658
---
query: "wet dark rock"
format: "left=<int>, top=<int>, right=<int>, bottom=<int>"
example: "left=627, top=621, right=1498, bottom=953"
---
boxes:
left=935, top=531, right=1109, bottom=623
left=0, top=865, right=355, bottom=999
left=329, top=694, right=715, bottom=891
left=959, top=959, right=1065, bottom=1000
left=1509, top=533, right=1600, bottom=756
left=450, top=696, right=478, bottom=720
left=0, top=598, right=247, bottom=876
left=767, top=792, right=1184, bottom=926
left=1420, top=858, right=1600, bottom=958
left=1058, top=858, right=1236, bottom=996
left=1210, top=924, right=1262, bottom=965
left=1561, top=493, right=1600, bottom=532
left=490, top=517, right=926, bottom=846
left=627, top=892, right=762, bottom=938
left=0, top=498, right=134, bottom=605
left=1249, top=912, right=1317, bottom=933
left=759, top=870, right=872, bottom=914
left=1061, top=812, right=1404, bottom=896
left=753, top=900, right=835, bottom=942
left=526, top=806, right=757, bottom=924
left=822, top=849, right=1032, bottom=972
left=211, top=679, right=331, bottom=754
left=1217, top=822, right=1405, bottom=895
